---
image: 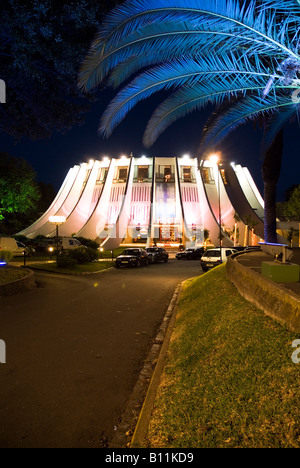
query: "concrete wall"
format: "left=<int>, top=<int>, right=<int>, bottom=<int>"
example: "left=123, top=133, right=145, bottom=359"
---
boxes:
left=226, top=256, right=300, bottom=333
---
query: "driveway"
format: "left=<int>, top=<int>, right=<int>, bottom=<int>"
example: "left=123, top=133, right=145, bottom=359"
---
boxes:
left=0, top=260, right=201, bottom=448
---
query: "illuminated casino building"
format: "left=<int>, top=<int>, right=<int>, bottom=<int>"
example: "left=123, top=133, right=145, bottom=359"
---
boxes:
left=19, top=155, right=265, bottom=250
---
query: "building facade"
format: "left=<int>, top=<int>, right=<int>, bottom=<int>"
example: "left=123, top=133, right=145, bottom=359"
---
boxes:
left=19, top=156, right=265, bottom=250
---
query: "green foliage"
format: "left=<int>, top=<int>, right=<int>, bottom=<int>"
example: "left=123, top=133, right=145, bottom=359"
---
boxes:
left=0, top=152, right=40, bottom=222
left=283, top=185, right=300, bottom=220
left=57, top=247, right=100, bottom=269
left=0, top=250, right=14, bottom=264
left=1, top=0, right=122, bottom=140
left=57, top=251, right=77, bottom=269
left=147, top=266, right=300, bottom=448
left=75, top=237, right=100, bottom=250
left=71, top=247, right=100, bottom=264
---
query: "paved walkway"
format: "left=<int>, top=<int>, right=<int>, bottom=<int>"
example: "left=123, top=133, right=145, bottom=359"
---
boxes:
left=0, top=260, right=201, bottom=448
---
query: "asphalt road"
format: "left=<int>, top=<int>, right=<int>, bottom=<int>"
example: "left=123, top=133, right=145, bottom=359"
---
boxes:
left=0, top=259, right=202, bottom=448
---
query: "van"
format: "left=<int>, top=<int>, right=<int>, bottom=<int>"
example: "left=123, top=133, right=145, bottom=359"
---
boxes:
left=200, top=248, right=237, bottom=272
left=46, top=237, right=83, bottom=253
left=0, top=237, right=27, bottom=256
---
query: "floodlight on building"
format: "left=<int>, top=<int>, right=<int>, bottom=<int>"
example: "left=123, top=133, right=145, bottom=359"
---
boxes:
left=49, top=216, right=66, bottom=224
left=209, top=154, right=220, bottom=165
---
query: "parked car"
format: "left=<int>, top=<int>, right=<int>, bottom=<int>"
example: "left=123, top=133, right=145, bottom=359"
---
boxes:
left=115, top=248, right=149, bottom=268
left=176, top=247, right=205, bottom=260
left=200, top=248, right=237, bottom=272
left=0, top=237, right=34, bottom=257
left=145, top=247, right=169, bottom=263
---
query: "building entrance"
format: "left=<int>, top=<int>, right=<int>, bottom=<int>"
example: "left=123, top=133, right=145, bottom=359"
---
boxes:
left=158, top=222, right=182, bottom=245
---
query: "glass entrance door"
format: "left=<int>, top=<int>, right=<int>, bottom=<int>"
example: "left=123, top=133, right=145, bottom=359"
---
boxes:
left=159, top=224, right=180, bottom=243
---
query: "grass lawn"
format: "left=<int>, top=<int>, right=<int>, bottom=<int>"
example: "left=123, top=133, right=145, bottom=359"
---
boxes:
left=0, top=266, right=30, bottom=284
left=146, top=265, right=300, bottom=449
left=30, top=261, right=113, bottom=275
left=101, top=247, right=131, bottom=259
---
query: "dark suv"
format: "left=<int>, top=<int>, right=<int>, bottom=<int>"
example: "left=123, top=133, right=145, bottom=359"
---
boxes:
left=115, top=248, right=149, bottom=268
left=176, top=247, right=205, bottom=260
left=145, top=247, right=169, bottom=264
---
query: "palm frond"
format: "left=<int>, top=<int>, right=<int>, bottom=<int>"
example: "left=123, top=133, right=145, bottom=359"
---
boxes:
left=199, top=94, right=296, bottom=155
left=79, top=0, right=299, bottom=92
left=100, top=54, right=278, bottom=137
left=79, top=0, right=300, bottom=153
left=262, top=103, right=300, bottom=150
left=143, top=79, right=288, bottom=147
left=258, top=0, right=299, bottom=13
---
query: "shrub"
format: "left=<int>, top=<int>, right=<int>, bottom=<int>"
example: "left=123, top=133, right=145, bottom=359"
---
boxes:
left=70, top=247, right=91, bottom=264
left=0, top=251, right=14, bottom=264
left=57, top=251, right=77, bottom=269
left=57, top=247, right=100, bottom=268
left=75, top=237, right=100, bottom=250
left=73, top=247, right=100, bottom=264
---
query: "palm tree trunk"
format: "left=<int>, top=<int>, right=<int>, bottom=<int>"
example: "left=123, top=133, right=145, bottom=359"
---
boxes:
left=262, top=130, right=284, bottom=244
left=263, top=182, right=278, bottom=243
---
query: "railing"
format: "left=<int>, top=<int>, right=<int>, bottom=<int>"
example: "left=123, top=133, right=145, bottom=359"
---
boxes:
left=113, top=178, right=128, bottom=184
left=179, top=177, right=197, bottom=184
left=155, top=175, right=175, bottom=183
left=133, top=178, right=152, bottom=183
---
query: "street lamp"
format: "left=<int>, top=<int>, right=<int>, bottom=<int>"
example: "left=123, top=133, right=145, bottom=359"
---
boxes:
left=209, top=154, right=223, bottom=263
left=49, top=216, right=66, bottom=264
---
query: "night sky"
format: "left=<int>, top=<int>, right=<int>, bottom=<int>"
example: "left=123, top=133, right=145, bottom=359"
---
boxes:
left=1, top=90, right=299, bottom=203
left=1, top=0, right=299, bottom=206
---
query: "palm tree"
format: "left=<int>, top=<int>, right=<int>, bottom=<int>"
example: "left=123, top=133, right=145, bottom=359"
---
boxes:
left=79, top=0, right=300, bottom=243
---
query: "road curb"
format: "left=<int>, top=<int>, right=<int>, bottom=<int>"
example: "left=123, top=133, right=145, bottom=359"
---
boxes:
left=109, top=282, right=183, bottom=448
left=0, top=268, right=36, bottom=296
left=24, top=266, right=114, bottom=276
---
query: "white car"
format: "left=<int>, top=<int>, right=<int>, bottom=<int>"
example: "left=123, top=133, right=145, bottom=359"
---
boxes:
left=200, top=248, right=237, bottom=272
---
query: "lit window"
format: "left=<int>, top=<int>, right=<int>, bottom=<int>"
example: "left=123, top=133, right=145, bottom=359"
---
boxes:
left=202, top=167, right=214, bottom=184
left=118, top=167, right=128, bottom=181
left=138, top=166, right=149, bottom=181
left=220, top=169, right=229, bottom=186
left=183, top=166, right=192, bottom=182
left=96, top=168, right=108, bottom=184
